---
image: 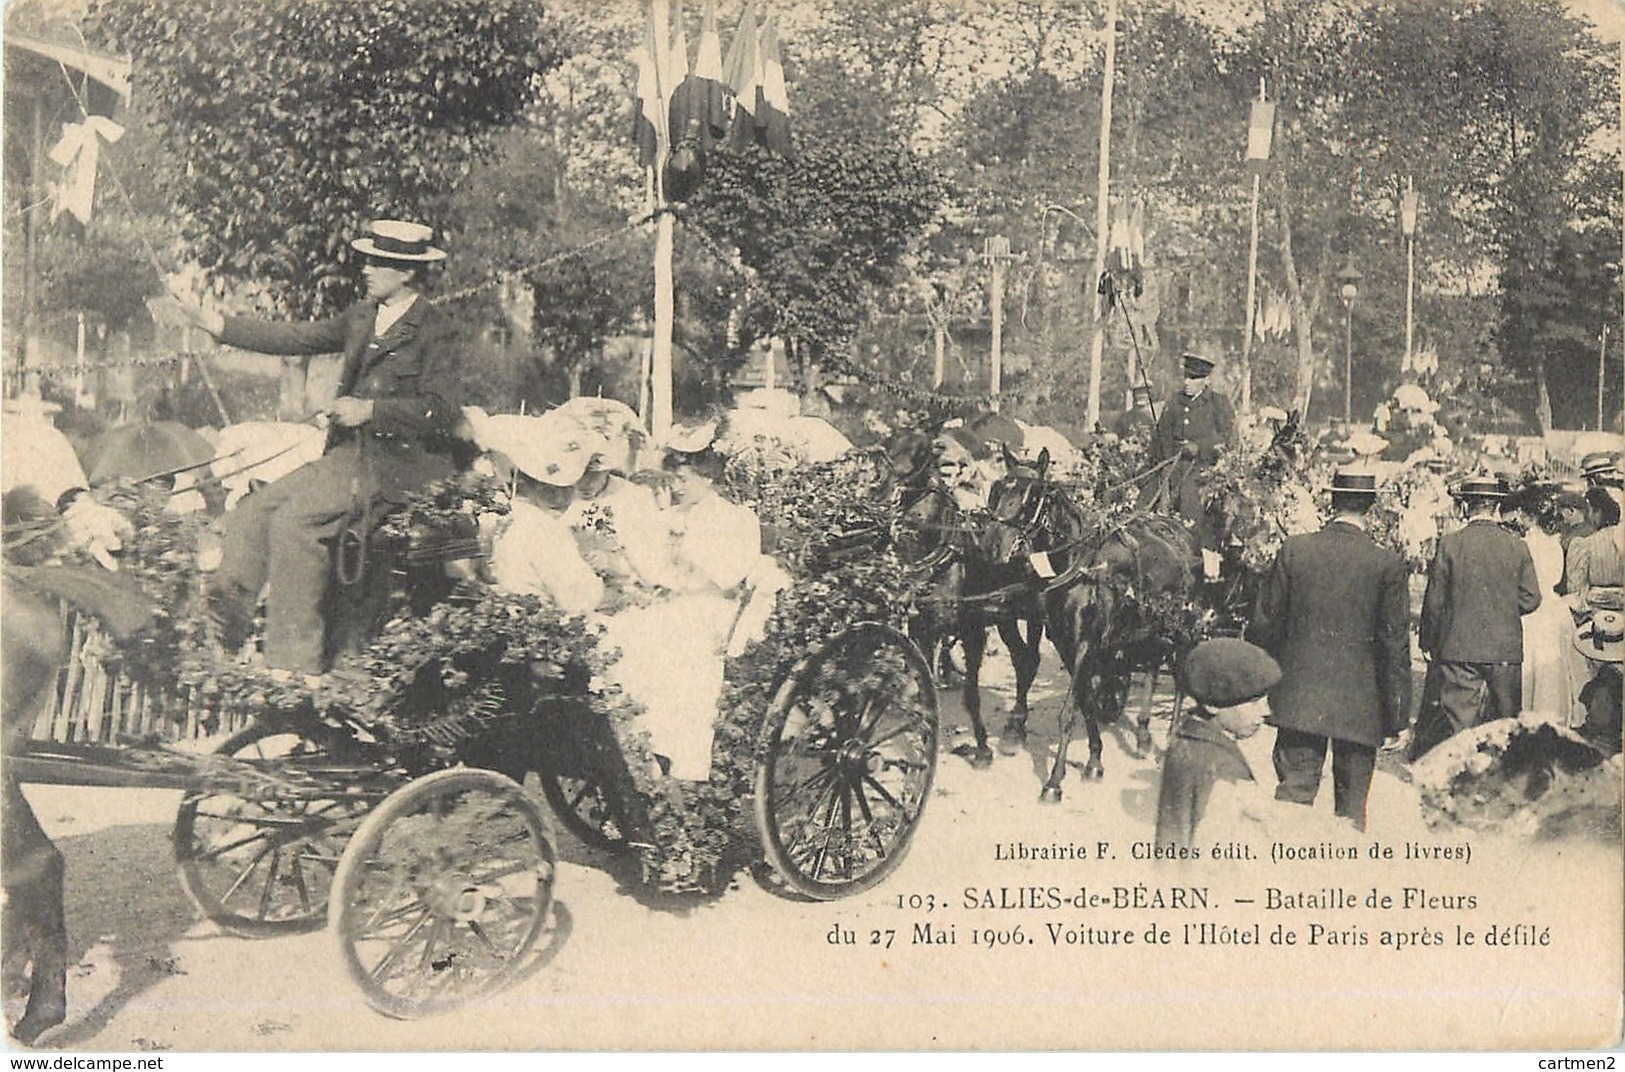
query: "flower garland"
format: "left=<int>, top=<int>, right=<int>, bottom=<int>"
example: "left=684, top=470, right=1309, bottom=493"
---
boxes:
left=89, top=457, right=935, bottom=894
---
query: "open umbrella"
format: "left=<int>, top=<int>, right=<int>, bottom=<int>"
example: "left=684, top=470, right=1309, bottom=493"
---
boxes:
left=968, top=412, right=1025, bottom=452
left=85, top=421, right=215, bottom=485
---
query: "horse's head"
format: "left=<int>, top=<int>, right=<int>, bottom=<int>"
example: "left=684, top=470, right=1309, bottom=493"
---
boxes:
left=981, top=447, right=1065, bottom=564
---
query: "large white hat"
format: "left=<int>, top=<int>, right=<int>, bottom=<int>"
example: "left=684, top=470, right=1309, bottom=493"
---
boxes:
left=477, top=412, right=607, bottom=487
left=661, top=419, right=719, bottom=455
left=351, top=219, right=446, bottom=263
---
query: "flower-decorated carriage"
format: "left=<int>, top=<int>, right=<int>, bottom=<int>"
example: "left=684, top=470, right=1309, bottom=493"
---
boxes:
left=7, top=458, right=940, bottom=1023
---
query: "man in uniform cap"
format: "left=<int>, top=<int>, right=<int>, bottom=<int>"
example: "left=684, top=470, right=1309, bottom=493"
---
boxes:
left=1154, top=638, right=1281, bottom=853
left=1151, top=353, right=1235, bottom=576
left=169, top=219, right=460, bottom=676
left=1413, top=475, right=1542, bottom=757
left=1247, top=466, right=1412, bottom=830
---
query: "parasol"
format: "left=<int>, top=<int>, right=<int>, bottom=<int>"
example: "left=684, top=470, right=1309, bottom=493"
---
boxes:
left=968, top=412, right=1025, bottom=451
left=85, top=421, right=215, bottom=485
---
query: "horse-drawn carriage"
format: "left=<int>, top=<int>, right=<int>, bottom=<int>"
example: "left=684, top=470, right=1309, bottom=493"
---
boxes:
left=4, top=469, right=940, bottom=1035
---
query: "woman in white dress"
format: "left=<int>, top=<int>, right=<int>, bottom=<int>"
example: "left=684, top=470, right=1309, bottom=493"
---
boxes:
left=474, top=413, right=606, bottom=616
left=1509, top=487, right=1583, bottom=726
left=596, top=422, right=789, bottom=780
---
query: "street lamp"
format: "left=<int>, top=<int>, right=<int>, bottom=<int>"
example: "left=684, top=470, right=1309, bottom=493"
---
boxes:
left=1338, top=262, right=1364, bottom=426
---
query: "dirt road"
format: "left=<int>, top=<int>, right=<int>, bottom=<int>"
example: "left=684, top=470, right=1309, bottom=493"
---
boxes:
left=16, top=644, right=1613, bottom=1052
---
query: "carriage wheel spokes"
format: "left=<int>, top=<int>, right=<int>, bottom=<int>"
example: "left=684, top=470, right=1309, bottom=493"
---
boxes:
left=755, top=624, right=939, bottom=900
left=331, top=768, right=555, bottom=1019
left=175, top=722, right=380, bottom=938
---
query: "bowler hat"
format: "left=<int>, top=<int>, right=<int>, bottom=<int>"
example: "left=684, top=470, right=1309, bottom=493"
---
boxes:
left=351, top=219, right=447, bottom=263
left=1179, top=638, right=1281, bottom=708
left=1451, top=474, right=1507, bottom=500
left=1181, top=353, right=1217, bottom=379
left=1575, top=608, right=1625, bottom=664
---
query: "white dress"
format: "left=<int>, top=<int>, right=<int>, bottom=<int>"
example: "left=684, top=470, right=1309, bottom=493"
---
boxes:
left=597, top=487, right=785, bottom=780
left=1521, top=527, right=1583, bottom=726
left=486, top=499, right=604, bottom=615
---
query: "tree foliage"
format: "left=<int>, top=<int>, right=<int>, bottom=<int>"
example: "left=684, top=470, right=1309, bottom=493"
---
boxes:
left=86, top=0, right=564, bottom=318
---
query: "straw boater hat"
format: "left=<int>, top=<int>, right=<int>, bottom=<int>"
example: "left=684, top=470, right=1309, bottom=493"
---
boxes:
left=351, top=219, right=447, bottom=263
left=1451, top=474, right=1507, bottom=501
left=1575, top=608, right=1625, bottom=664
left=1324, top=465, right=1380, bottom=497
left=1579, top=451, right=1622, bottom=483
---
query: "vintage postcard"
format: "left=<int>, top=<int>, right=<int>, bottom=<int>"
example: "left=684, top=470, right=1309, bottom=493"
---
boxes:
left=2, top=0, right=1622, bottom=1055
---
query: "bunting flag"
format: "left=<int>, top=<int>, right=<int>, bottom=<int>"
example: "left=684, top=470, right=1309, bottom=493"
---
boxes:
left=632, top=19, right=665, bottom=170
left=1245, top=99, right=1275, bottom=173
left=48, top=115, right=124, bottom=225
left=667, top=5, right=693, bottom=147
left=694, top=0, right=729, bottom=145
left=758, top=12, right=791, bottom=154
left=723, top=0, right=761, bottom=149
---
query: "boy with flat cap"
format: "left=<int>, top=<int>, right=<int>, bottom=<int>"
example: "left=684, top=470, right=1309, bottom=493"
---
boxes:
left=1154, top=638, right=1281, bottom=854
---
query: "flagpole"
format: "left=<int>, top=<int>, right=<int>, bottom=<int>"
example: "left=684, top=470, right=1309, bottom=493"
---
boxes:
left=650, top=0, right=675, bottom=442
left=1241, top=80, right=1265, bottom=415
left=1084, top=0, right=1118, bottom=432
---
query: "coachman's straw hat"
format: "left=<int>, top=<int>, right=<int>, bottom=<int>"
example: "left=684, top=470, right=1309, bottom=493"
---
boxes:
left=352, top=219, right=446, bottom=263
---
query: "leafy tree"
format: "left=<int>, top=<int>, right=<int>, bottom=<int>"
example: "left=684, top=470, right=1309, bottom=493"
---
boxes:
left=685, top=128, right=943, bottom=400
left=86, top=0, right=564, bottom=319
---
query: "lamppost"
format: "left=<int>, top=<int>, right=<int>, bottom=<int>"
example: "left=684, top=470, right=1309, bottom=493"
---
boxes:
left=1338, top=262, right=1364, bottom=426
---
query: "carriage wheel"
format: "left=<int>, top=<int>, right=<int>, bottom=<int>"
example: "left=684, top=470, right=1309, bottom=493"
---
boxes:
left=174, top=721, right=378, bottom=938
left=330, top=768, right=555, bottom=1019
left=754, top=623, right=938, bottom=900
left=538, top=766, right=629, bottom=852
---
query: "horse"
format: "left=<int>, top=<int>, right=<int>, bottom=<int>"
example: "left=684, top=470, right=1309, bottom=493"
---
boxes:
left=878, top=430, right=1044, bottom=767
left=2, top=578, right=72, bottom=1044
left=983, top=449, right=1201, bottom=800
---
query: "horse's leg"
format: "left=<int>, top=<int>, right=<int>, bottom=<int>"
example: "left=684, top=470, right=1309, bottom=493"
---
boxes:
left=2, top=776, right=67, bottom=1045
left=995, top=617, right=1035, bottom=755
left=1133, top=665, right=1159, bottom=758
left=1039, top=695, right=1077, bottom=803
left=959, top=624, right=994, bottom=768
left=1079, top=668, right=1107, bottom=780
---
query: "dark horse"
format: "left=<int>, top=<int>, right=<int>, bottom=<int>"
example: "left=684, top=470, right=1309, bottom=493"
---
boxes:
left=2, top=577, right=71, bottom=1044
left=880, top=431, right=1044, bottom=768
left=984, top=450, right=1201, bottom=800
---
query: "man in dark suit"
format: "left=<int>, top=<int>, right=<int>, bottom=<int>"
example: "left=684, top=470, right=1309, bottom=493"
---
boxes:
left=173, top=219, right=460, bottom=675
left=1110, top=383, right=1157, bottom=441
left=1413, top=475, right=1542, bottom=756
left=1246, top=467, right=1412, bottom=830
left=1151, top=353, right=1235, bottom=577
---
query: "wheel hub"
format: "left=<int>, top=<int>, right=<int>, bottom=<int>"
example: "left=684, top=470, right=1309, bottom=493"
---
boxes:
left=836, top=738, right=876, bottom=776
left=424, top=874, right=488, bottom=922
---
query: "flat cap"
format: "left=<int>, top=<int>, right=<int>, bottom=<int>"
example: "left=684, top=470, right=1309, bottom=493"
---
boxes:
left=1179, top=638, right=1281, bottom=708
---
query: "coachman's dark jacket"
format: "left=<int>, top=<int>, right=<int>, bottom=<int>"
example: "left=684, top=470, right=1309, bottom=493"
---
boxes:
left=220, top=297, right=460, bottom=497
